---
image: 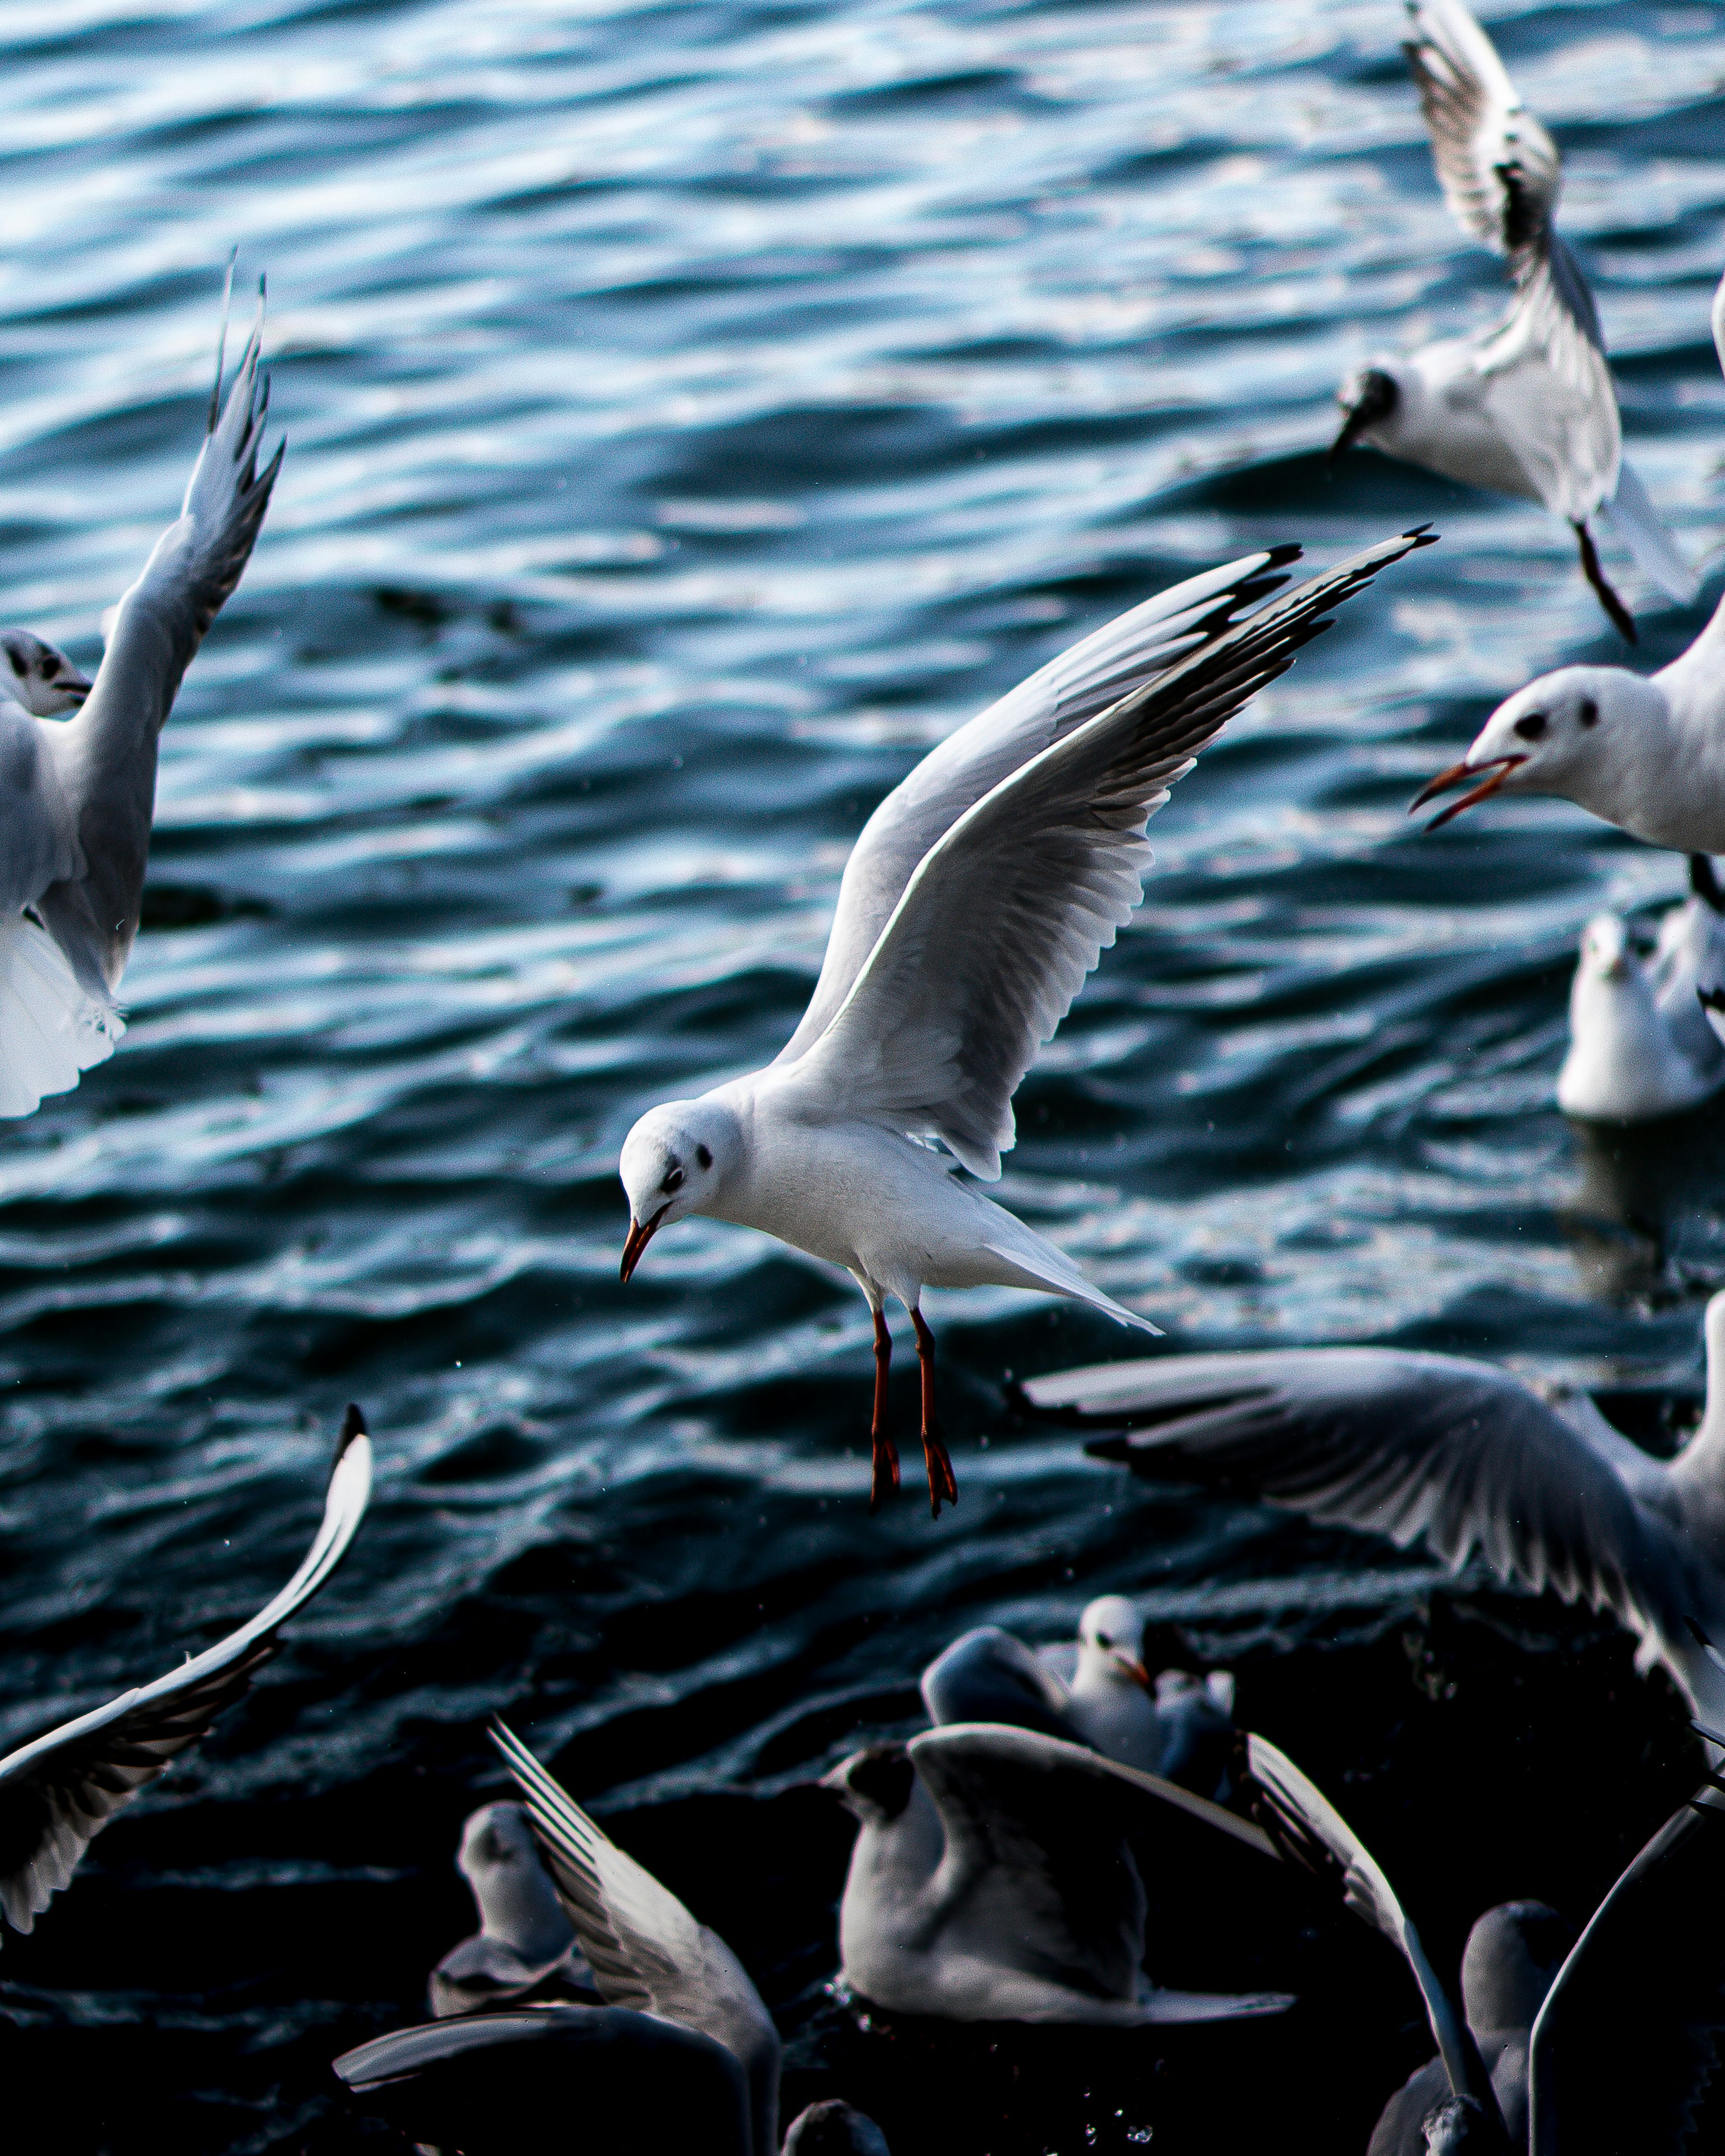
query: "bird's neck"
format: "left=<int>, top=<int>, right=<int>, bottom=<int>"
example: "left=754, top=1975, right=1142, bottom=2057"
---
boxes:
left=1673, top=1305, right=1725, bottom=1507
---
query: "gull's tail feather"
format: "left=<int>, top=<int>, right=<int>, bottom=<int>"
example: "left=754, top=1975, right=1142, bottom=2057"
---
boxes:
left=0, top=915, right=122, bottom=1117
left=976, top=1205, right=1161, bottom=1335
left=1604, top=459, right=1699, bottom=607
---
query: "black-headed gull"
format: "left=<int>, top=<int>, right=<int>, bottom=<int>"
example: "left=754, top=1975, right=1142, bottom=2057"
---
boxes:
left=823, top=1720, right=1290, bottom=2025
left=1018, top=1299, right=1725, bottom=1733
left=0, top=632, right=92, bottom=717
left=1556, top=905, right=1724, bottom=1123
left=618, top=530, right=1432, bottom=1516
left=428, top=1799, right=596, bottom=2017
left=0, top=276, right=282, bottom=1120
left=1240, top=1728, right=1725, bottom=2152
left=1332, top=0, right=1693, bottom=639
left=921, top=1596, right=1234, bottom=1790
left=0, top=1407, right=370, bottom=1940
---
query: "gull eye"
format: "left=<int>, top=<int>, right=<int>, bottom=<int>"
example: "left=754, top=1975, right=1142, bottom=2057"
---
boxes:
left=39, top=658, right=57, bottom=677
left=1578, top=698, right=1599, bottom=729
left=696, top=1143, right=712, bottom=1171
left=1514, top=712, right=1546, bottom=741
left=661, top=1166, right=684, bottom=1194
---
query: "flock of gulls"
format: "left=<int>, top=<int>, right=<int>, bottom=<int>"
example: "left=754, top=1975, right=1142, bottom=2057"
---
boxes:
left=8, top=2, right=1725, bottom=2150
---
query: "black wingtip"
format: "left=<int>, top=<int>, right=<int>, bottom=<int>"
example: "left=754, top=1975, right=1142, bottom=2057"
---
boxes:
left=336, top=1404, right=368, bottom=1458
left=1263, top=542, right=1303, bottom=569
left=1403, top=523, right=1438, bottom=547
left=1686, top=1616, right=1714, bottom=1649
left=1691, top=855, right=1725, bottom=914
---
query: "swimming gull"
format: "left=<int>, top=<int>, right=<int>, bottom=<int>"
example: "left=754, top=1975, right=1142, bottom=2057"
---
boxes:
left=1331, top=0, right=1694, bottom=637
left=0, top=274, right=282, bottom=1119
left=617, top=530, right=1432, bottom=1516
left=921, top=1595, right=1235, bottom=1791
left=1556, top=906, right=1724, bottom=1123
left=428, top=1798, right=596, bottom=2017
left=824, top=1720, right=1291, bottom=2024
left=1017, top=1299, right=1725, bottom=1733
left=0, top=1406, right=370, bottom=1940
left=1240, top=1727, right=1725, bottom=2152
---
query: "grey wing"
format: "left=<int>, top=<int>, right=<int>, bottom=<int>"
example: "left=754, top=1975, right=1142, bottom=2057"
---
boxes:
left=779, top=532, right=1432, bottom=1177
left=774, top=547, right=1302, bottom=1063
left=920, top=1626, right=1074, bottom=1738
left=490, top=1723, right=779, bottom=2085
left=39, top=296, right=283, bottom=999
left=1474, top=255, right=1619, bottom=520
left=0, top=1407, right=370, bottom=1937
left=1528, top=1785, right=1725, bottom=2154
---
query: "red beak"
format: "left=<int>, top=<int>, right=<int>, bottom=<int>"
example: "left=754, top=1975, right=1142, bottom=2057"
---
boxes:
left=1111, top=1652, right=1152, bottom=1689
left=1408, top=754, right=1526, bottom=830
left=619, top=1206, right=667, bottom=1284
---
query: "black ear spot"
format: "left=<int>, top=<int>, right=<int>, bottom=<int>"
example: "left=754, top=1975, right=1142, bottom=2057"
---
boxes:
left=1578, top=698, right=1599, bottom=728
left=1514, top=712, right=1547, bottom=741
left=696, top=1143, right=712, bottom=1171
left=7, top=648, right=22, bottom=678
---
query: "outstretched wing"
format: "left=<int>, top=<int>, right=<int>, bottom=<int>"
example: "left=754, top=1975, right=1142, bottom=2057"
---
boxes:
left=777, top=534, right=1431, bottom=1177
left=1474, top=259, right=1619, bottom=520
left=920, top=1625, right=1074, bottom=1739
left=39, top=286, right=284, bottom=1000
left=1528, top=1783, right=1725, bottom=2153
left=0, top=1407, right=371, bottom=1937
left=490, top=1723, right=780, bottom=2101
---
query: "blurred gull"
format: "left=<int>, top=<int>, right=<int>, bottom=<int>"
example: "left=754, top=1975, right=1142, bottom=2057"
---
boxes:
left=1241, top=1728, right=1725, bottom=2153
left=823, top=1721, right=1291, bottom=2025
left=1018, top=1295, right=1725, bottom=1734
left=1332, top=0, right=1694, bottom=637
left=1556, top=902, right=1724, bottom=1123
left=0, top=274, right=282, bottom=1119
left=428, top=1799, right=596, bottom=2018
left=0, top=1409, right=370, bottom=1940
left=618, top=531, right=1431, bottom=1515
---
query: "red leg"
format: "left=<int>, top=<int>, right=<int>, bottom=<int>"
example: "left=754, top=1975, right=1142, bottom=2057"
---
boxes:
left=869, top=1308, right=900, bottom=1514
left=910, top=1307, right=958, bottom=1518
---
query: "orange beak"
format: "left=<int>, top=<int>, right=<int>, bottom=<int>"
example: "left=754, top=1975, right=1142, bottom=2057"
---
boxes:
left=619, top=1205, right=667, bottom=1284
left=1110, top=1651, right=1152, bottom=1689
left=1409, top=754, right=1526, bottom=831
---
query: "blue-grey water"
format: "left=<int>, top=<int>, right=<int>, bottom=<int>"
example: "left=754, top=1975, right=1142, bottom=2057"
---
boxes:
left=2, top=1, right=1725, bottom=2148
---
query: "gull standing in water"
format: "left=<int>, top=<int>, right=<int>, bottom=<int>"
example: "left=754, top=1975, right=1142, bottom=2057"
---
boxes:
left=428, top=1800, right=595, bottom=2017
left=1332, top=0, right=1694, bottom=638
left=618, top=530, right=1431, bottom=1515
left=0, top=275, right=282, bottom=1118
left=1556, top=904, right=1724, bottom=1123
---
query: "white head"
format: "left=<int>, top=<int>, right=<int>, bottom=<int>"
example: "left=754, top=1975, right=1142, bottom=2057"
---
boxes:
left=455, top=1800, right=575, bottom=1963
left=1413, top=665, right=1666, bottom=830
left=1076, top=1595, right=1149, bottom=1688
left=0, top=631, right=91, bottom=718
left=617, top=1096, right=741, bottom=1282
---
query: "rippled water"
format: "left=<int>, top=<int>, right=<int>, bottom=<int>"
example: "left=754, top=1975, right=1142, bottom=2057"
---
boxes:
left=3, top=0, right=1725, bottom=2148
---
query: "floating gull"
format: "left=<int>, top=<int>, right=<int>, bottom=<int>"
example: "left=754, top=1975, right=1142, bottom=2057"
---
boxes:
left=1332, top=0, right=1694, bottom=638
left=824, top=1720, right=1291, bottom=2024
left=0, top=1406, right=370, bottom=1940
left=921, top=1595, right=1235, bottom=1792
left=1556, top=904, right=1724, bottom=1124
left=1017, top=1302, right=1725, bottom=1732
left=618, top=531, right=1432, bottom=1515
left=488, top=1722, right=888, bottom=2156
left=1240, top=1727, right=1725, bottom=2153
left=0, top=273, right=282, bottom=1120
left=428, top=1799, right=596, bottom=2018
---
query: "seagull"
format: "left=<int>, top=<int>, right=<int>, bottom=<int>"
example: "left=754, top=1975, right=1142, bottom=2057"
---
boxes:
left=0, top=273, right=282, bottom=1120
left=1240, top=1727, right=1725, bottom=2152
left=1555, top=908, right=1724, bottom=1123
left=1331, top=0, right=1694, bottom=639
left=428, top=1799, right=596, bottom=2017
left=1015, top=1297, right=1725, bottom=1733
left=920, top=1595, right=1235, bottom=1790
left=822, top=1720, right=1292, bottom=2025
left=0, top=1406, right=370, bottom=1941
left=1650, top=855, right=1725, bottom=1070
left=489, top=1722, right=890, bottom=2156
left=618, top=530, right=1432, bottom=1516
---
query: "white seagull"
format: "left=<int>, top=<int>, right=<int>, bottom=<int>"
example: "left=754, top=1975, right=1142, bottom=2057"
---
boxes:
left=0, top=276, right=282, bottom=1119
left=823, top=1720, right=1291, bottom=2026
left=1241, top=1728, right=1725, bottom=2153
left=0, top=1407, right=370, bottom=1940
left=1017, top=1294, right=1725, bottom=1734
left=1332, top=0, right=1694, bottom=639
left=428, top=1799, right=595, bottom=2017
left=1555, top=906, right=1724, bottom=1123
left=618, top=530, right=1431, bottom=1515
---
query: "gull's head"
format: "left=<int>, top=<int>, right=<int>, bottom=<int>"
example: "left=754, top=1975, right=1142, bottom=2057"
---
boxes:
left=0, top=631, right=91, bottom=717
left=783, top=2099, right=893, bottom=2156
left=618, top=1097, right=737, bottom=1282
left=1330, top=364, right=1401, bottom=462
left=454, top=1801, right=572, bottom=1958
left=1076, top=1594, right=1149, bottom=1689
left=821, top=1743, right=917, bottom=1828
left=1411, top=666, right=1648, bottom=829
left=1576, top=911, right=1634, bottom=986
left=1460, top=1900, right=1575, bottom=2036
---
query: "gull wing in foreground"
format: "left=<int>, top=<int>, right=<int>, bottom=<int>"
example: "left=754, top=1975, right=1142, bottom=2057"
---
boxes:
left=0, top=1406, right=371, bottom=1938
left=36, top=281, right=284, bottom=1006
left=909, top=1722, right=1290, bottom=2023
left=779, top=532, right=1433, bottom=1178
left=492, top=1722, right=782, bottom=2155
left=1241, top=1732, right=1506, bottom=2132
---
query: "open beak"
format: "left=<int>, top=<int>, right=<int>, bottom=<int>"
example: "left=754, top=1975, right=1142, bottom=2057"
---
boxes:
left=1408, top=754, right=1526, bottom=831
left=62, top=671, right=92, bottom=704
left=619, top=1205, right=668, bottom=1284
left=1110, top=1650, right=1152, bottom=1689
